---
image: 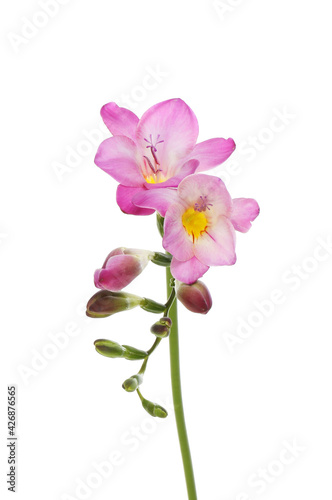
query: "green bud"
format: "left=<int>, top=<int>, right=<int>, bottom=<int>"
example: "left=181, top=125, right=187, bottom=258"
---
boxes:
left=140, top=297, right=166, bottom=314
left=122, top=345, right=149, bottom=360
left=86, top=290, right=142, bottom=318
left=156, top=213, right=165, bottom=237
left=94, top=340, right=148, bottom=360
left=150, top=252, right=172, bottom=267
left=94, top=339, right=126, bottom=358
left=150, top=317, right=172, bottom=338
left=142, top=398, right=168, bottom=418
left=122, top=374, right=143, bottom=392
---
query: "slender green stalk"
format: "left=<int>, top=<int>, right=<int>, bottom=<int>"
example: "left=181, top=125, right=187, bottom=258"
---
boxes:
left=167, top=266, right=198, bottom=500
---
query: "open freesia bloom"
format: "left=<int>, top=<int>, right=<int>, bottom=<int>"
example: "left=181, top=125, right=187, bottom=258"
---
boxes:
left=95, top=98, right=235, bottom=215
left=133, top=174, right=259, bottom=283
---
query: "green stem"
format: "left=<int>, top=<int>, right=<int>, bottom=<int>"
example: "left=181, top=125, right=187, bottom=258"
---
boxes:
left=164, top=286, right=176, bottom=317
left=147, top=337, right=162, bottom=356
left=138, top=337, right=162, bottom=375
left=166, top=266, right=198, bottom=500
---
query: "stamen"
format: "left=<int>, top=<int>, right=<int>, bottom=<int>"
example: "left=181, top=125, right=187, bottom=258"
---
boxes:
left=150, top=148, right=160, bottom=165
left=194, top=195, right=213, bottom=212
left=143, top=155, right=157, bottom=174
left=143, top=134, right=165, bottom=177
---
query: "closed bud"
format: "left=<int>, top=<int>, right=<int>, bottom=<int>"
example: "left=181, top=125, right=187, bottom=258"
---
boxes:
left=150, top=317, right=172, bottom=338
left=94, top=340, right=148, bottom=360
left=94, top=339, right=126, bottom=358
left=94, top=248, right=153, bottom=291
left=122, top=345, right=149, bottom=360
left=122, top=374, right=143, bottom=392
left=140, top=297, right=166, bottom=314
left=175, top=280, right=212, bottom=314
left=86, top=290, right=142, bottom=318
left=142, top=398, right=168, bottom=418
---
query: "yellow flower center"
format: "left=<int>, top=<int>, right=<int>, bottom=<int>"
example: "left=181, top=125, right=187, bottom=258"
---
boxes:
left=182, top=208, right=208, bottom=240
left=144, top=174, right=166, bottom=184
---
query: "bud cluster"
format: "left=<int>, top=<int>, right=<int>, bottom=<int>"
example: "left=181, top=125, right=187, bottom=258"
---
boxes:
left=87, top=245, right=213, bottom=419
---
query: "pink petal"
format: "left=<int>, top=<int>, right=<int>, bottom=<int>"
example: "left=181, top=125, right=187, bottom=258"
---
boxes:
left=102, top=247, right=125, bottom=265
left=116, top=185, right=155, bottom=215
left=188, top=138, right=236, bottom=172
left=158, top=159, right=200, bottom=187
left=171, top=256, right=209, bottom=284
left=101, top=102, right=139, bottom=141
left=163, top=202, right=194, bottom=261
left=141, top=159, right=200, bottom=190
left=132, top=188, right=178, bottom=217
left=95, top=136, right=144, bottom=187
left=194, top=215, right=237, bottom=266
left=135, top=99, right=199, bottom=172
left=178, top=174, right=233, bottom=217
left=94, top=255, right=143, bottom=291
left=230, top=198, right=260, bottom=233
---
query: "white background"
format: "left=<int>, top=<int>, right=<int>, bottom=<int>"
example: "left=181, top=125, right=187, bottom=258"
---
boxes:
left=1, top=1, right=332, bottom=499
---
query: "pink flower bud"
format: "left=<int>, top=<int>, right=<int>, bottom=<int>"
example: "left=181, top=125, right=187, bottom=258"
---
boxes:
left=94, top=248, right=153, bottom=291
left=175, top=280, right=212, bottom=314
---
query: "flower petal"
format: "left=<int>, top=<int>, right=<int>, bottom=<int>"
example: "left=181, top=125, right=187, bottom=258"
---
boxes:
left=133, top=188, right=178, bottom=217
left=178, top=174, right=233, bottom=217
left=101, top=102, right=139, bottom=141
left=163, top=202, right=194, bottom=261
left=187, top=138, right=236, bottom=172
left=135, top=99, right=199, bottom=172
left=116, top=185, right=155, bottom=215
left=142, top=159, right=200, bottom=190
left=94, top=255, right=144, bottom=291
left=230, top=198, right=260, bottom=233
left=171, top=256, right=209, bottom=284
left=95, top=136, right=144, bottom=187
left=194, top=215, right=237, bottom=266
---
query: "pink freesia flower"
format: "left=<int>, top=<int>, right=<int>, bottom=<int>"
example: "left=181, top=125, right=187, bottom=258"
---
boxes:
left=94, top=247, right=153, bottom=291
left=95, top=99, right=235, bottom=215
left=134, top=174, right=259, bottom=283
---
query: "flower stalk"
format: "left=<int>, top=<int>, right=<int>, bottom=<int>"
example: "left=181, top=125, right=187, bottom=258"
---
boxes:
left=167, top=266, right=198, bottom=500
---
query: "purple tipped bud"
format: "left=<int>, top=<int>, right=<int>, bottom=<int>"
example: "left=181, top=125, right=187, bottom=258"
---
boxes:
left=175, top=280, right=212, bottom=314
left=94, top=248, right=153, bottom=292
left=150, top=317, right=172, bottom=338
left=86, top=290, right=142, bottom=318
